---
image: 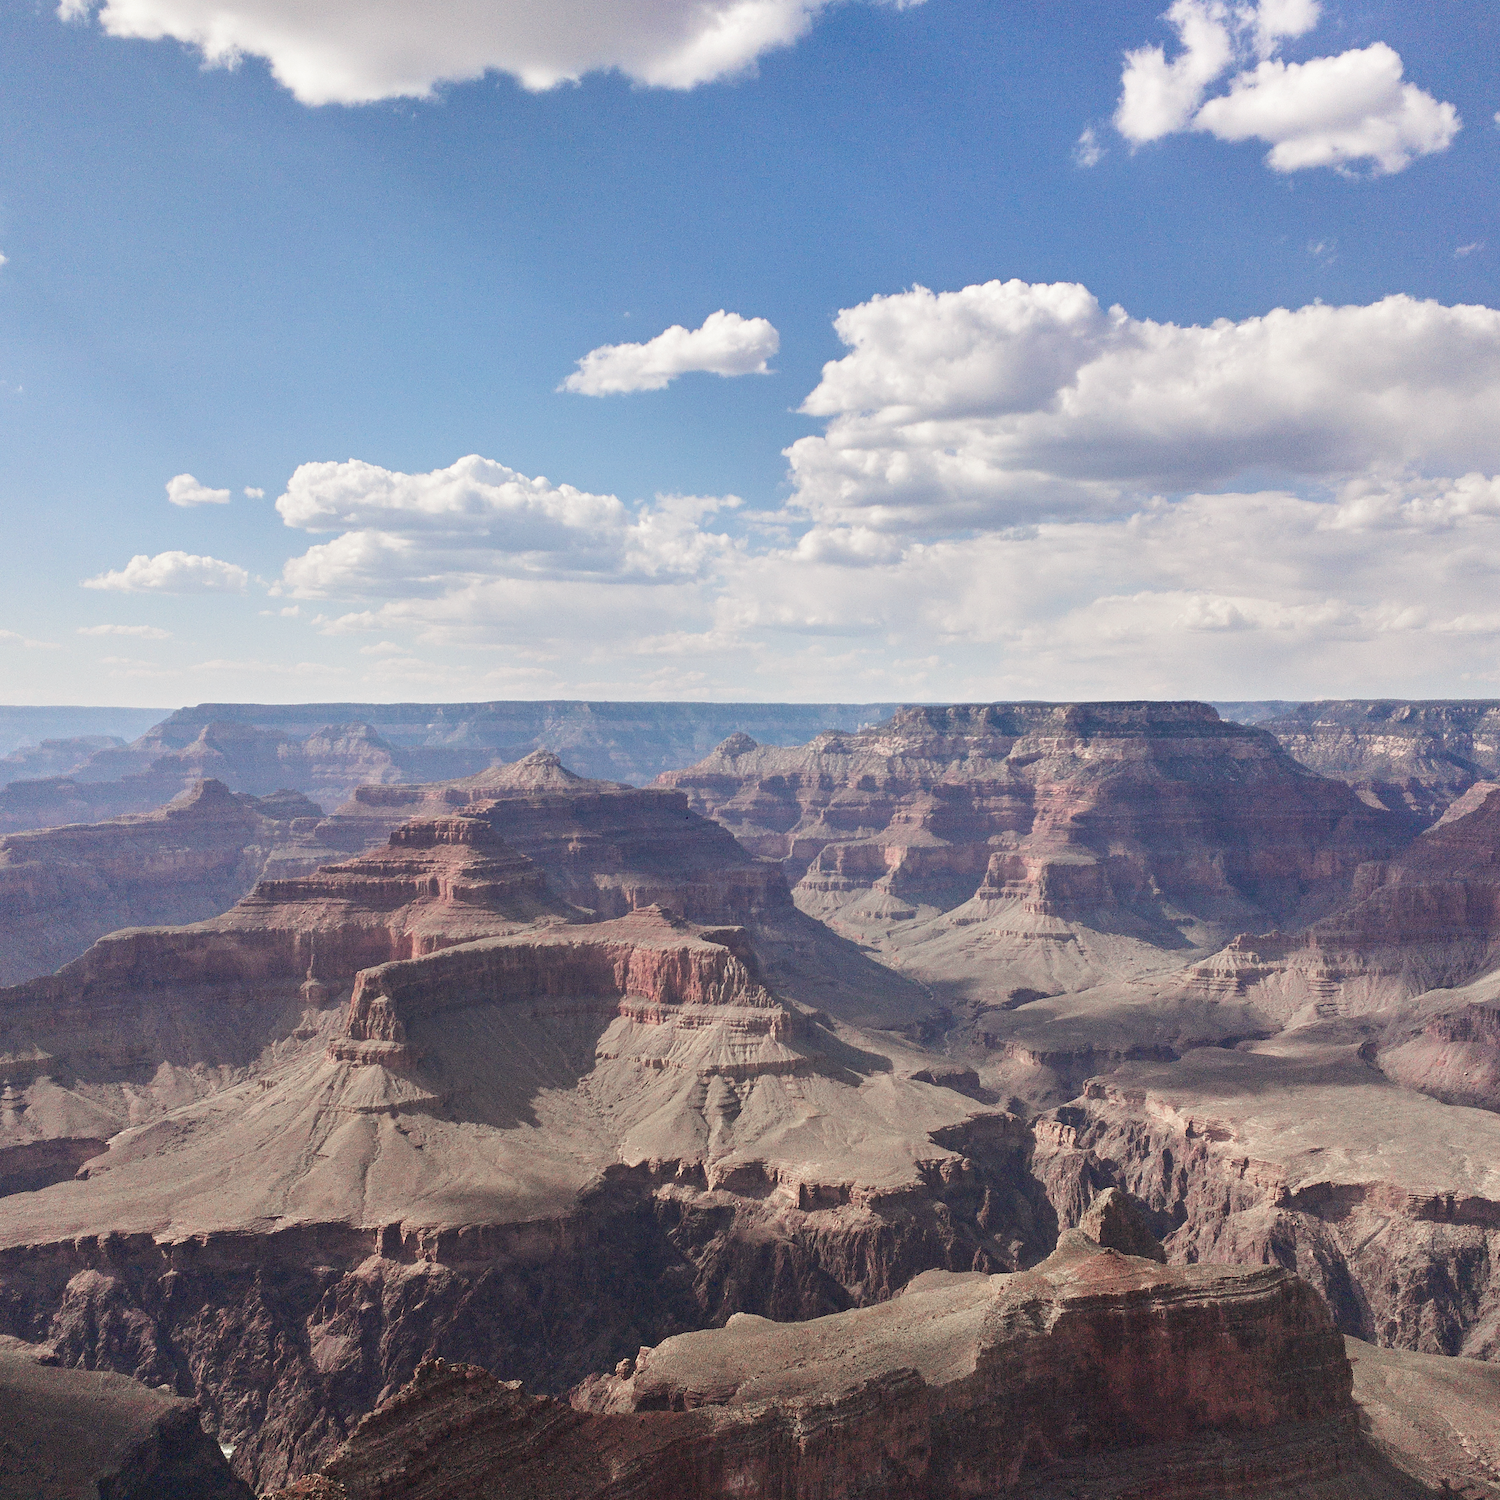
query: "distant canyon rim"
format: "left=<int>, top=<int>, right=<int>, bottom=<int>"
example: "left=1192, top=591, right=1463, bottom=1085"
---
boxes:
left=0, top=698, right=1497, bottom=1498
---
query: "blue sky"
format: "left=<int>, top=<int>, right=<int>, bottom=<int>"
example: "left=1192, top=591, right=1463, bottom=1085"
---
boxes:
left=1, top=0, right=1497, bottom=705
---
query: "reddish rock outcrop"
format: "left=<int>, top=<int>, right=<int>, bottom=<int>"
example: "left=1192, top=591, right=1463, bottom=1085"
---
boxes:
left=0, top=778, right=326, bottom=985
left=1027, top=1041, right=1500, bottom=1361
left=264, top=1214, right=1408, bottom=1500
left=660, top=704, right=1400, bottom=929
left=0, top=778, right=1051, bottom=1489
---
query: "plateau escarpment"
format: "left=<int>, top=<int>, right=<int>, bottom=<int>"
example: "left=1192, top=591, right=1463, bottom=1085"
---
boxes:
left=0, top=778, right=325, bottom=985
left=0, top=701, right=902, bottom=838
left=658, top=702, right=1404, bottom=1017
left=269, top=1201, right=1428, bottom=1500
left=0, top=761, right=1052, bottom=1489
left=1254, top=700, right=1500, bottom=828
left=0, top=720, right=490, bottom=837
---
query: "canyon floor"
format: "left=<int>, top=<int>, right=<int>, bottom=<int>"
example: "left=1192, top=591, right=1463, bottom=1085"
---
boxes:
left=0, top=700, right=1498, bottom=1497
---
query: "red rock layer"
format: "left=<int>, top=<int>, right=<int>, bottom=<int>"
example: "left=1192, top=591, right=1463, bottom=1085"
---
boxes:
left=0, top=778, right=325, bottom=986
left=1257, top=700, right=1500, bottom=828
left=341, top=908, right=774, bottom=1051
left=313, top=752, right=792, bottom=926
left=658, top=703, right=1402, bottom=931
left=1185, top=784, right=1500, bottom=1021
left=267, top=1226, right=1378, bottom=1500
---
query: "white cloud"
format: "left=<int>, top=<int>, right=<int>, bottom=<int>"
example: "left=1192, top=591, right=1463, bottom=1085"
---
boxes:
left=244, top=486, right=265, bottom=498
left=1457, top=243, right=1484, bottom=259
left=77, top=623, right=172, bottom=638
left=1194, top=44, right=1460, bottom=174
left=82, top=551, right=249, bottom=593
left=1115, top=0, right=1241, bottom=143
left=785, top=279, right=1500, bottom=532
left=274, top=454, right=736, bottom=598
left=187, top=280, right=1500, bottom=702
left=56, top=0, right=919, bottom=106
left=1072, top=127, right=1104, bottom=168
left=561, top=311, right=779, bottom=396
left=166, top=472, right=231, bottom=507
left=1115, top=1, right=1458, bottom=175
left=0, top=628, right=59, bottom=649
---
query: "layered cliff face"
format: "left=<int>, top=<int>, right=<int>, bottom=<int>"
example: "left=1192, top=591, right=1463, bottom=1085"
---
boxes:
left=1253, top=700, right=1500, bottom=828
left=1173, top=781, right=1500, bottom=1082
left=266, top=1204, right=1420, bottom=1500
left=0, top=1336, right=251, bottom=1499
left=658, top=703, right=1404, bottom=1014
left=0, top=778, right=328, bottom=986
left=0, top=775, right=1053, bottom=1489
left=1028, top=1037, right=1500, bottom=1362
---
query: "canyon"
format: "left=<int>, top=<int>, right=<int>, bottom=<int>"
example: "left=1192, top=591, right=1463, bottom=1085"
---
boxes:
left=272, top=1196, right=1439, bottom=1500
left=0, top=700, right=1497, bottom=1495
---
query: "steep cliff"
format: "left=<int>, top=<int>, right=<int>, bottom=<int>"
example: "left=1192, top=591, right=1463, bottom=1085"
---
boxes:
left=1253, top=700, right=1500, bottom=827
left=265, top=1206, right=1417, bottom=1500
left=0, top=777, right=1047, bottom=1489
left=658, top=703, right=1404, bottom=1017
left=0, top=779, right=327, bottom=985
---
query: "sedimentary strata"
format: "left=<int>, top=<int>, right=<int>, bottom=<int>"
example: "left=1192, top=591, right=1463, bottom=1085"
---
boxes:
left=0, top=771, right=1050, bottom=1489
left=0, top=778, right=326, bottom=985
left=266, top=1204, right=1426, bottom=1500
left=1253, top=700, right=1500, bottom=828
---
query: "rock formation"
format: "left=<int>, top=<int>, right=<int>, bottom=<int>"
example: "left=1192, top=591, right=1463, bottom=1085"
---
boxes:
left=1251, top=700, right=1500, bottom=828
left=657, top=703, right=1405, bottom=1017
left=0, top=734, right=125, bottom=781
left=0, top=765, right=1054, bottom=1489
left=0, top=702, right=902, bottom=837
left=264, top=1202, right=1432, bottom=1500
left=0, top=721, right=490, bottom=837
left=0, top=1334, right=251, bottom=1498
left=0, top=778, right=326, bottom=985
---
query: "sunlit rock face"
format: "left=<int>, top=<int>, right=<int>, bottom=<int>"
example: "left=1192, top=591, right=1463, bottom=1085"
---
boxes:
left=265, top=1204, right=1396, bottom=1500
left=1252, top=699, right=1500, bottom=829
left=0, top=759, right=1050, bottom=1491
left=658, top=703, right=1405, bottom=1014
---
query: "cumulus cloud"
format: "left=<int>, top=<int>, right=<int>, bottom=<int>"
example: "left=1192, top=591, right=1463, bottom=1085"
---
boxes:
left=56, top=0, right=918, bottom=105
left=82, top=551, right=249, bottom=593
left=77, top=623, right=172, bottom=638
left=1115, top=1, right=1458, bottom=175
left=1194, top=44, right=1461, bottom=174
left=274, top=454, right=736, bottom=598
left=166, top=472, right=231, bottom=507
left=232, top=281, right=1500, bottom=699
left=562, top=311, right=779, bottom=396
left=244, top=486, right=265, bottom=498
left=786, top=279, right=1500, bottom=531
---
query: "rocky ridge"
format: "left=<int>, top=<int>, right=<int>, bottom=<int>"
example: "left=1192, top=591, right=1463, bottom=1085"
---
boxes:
left=0, top=778, right=325, bottom=985
left=1251, top=700, right=1500, bottom=828
left=657, top=703, right=1404, bottom=1018
left=0, top=762, right=1055, bottom=1489
left=267, top=1197, right=1431, bottom=1500
left=0, top=1335, right=250, bottom=1499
